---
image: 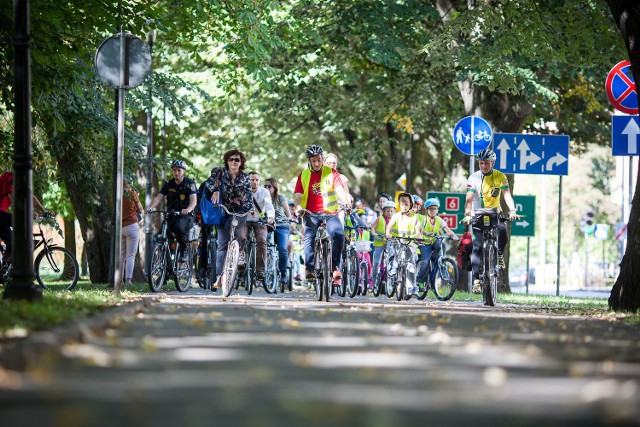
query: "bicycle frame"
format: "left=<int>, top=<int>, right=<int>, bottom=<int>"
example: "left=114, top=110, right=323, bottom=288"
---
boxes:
left=472, top=207, right=505, bottom=306
left=216, top=204, right=251, bottom=297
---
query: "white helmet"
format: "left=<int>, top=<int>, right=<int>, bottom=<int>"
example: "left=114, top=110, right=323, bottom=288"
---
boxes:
left=381, top=201, right=396, bottom=209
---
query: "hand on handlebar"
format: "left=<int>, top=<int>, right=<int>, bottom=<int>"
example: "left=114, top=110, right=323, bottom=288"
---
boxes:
left=461, top=215, right=472, bottom=225
left=508, top=211, right=520, bottom=221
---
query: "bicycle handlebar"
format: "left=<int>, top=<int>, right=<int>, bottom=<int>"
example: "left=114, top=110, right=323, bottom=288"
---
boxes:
left=298, top=207, right=345, bottom=219
left=214, top=204, right=251, bottom=218
left=147, top=209, right=184, bottom=216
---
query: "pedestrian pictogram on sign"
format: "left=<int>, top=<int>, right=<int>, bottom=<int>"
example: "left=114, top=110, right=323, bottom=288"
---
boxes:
left=605, top=61, right=638, bottom=115
left=446, top=197, right=459, bottom=211
left=452, top=116, right=493, bottom=155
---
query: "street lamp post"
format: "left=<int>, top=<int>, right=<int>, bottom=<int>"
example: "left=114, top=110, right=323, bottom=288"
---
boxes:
left=4, top=0, right=42, bottom=301
left=144, top=30, right=155, bottom=277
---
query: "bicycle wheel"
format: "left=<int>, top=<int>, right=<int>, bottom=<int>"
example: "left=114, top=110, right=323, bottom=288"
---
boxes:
left=416, top=260, right=429, bottom=301
left=358, top=261, right=368, bottom=296
left=396, top=267, right=406, bottom=301
left=35, top=246, right=79, bottom=291
left=314, top=241, right=324, bottom=301
left=148, top=243, right=167, bottom=292
left=385, top=267, right=396, bottom=298
left=174, top=245, right=193, bottom=292
left=433, top=258, right=459, bottom=301
left=287, top=255, right=293, bottom=292
left=346, top=250, right=358, bottom=298
left=245, top=244, right=255, bottom=295
left=264, top=249, right=279, bottom=294
left=222, top=240, right=240, bottom=297
left=322, top=241, right=332, bottom=302
left=205, top=238, right=217, bottom=290
left=483, top=244, right=497, bottom=306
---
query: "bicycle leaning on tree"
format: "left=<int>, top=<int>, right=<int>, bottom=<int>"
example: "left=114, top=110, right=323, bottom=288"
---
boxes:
left=0, top=212, right=79, bottom=291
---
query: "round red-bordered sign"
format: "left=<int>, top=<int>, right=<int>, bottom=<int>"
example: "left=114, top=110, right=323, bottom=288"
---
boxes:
left=605, top=60, right=638, bottom=115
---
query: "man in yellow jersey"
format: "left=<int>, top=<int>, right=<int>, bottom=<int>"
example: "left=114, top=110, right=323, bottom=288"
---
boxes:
left=294, top=144, right=350, bottom=285
left=461, top=149, right=519, bottom=293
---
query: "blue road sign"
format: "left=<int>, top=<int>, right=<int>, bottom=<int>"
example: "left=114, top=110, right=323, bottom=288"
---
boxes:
left=493, top=133, right=570, bottom=175
left=453, top=116, right=492, bottom=155
left=612, top=115, right=640, bottom=156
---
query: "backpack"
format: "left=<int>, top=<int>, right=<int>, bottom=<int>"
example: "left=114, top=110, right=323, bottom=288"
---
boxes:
left=456, top=231, right=473, bottom=271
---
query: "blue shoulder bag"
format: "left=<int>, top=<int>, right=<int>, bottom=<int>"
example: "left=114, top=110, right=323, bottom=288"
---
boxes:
left=200, top=184, right=227, bottom=225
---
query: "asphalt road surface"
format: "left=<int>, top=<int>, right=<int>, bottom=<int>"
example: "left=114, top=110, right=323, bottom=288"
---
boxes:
left=1, top=287, right=638, bottom=427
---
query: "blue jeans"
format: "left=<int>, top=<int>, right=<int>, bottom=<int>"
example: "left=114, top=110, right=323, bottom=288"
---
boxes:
left=273, top=225, right=290, bottom=276
left=372, top=245, right=385, bottom=284
left=303, top=214, right=344, bottom=273
left=416, top=243, right=440, bottom=283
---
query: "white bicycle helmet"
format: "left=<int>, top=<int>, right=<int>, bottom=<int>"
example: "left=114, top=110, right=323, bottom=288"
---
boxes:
left=476, top=149, right=496, bottom=162
left=381, top=201, right=396, bottom=209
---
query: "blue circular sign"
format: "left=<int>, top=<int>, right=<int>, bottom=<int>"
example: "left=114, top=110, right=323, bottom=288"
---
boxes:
left=452, top=116, right=493, bottom=155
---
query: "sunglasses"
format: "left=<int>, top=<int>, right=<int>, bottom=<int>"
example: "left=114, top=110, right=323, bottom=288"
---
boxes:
left=228, top=157, right=241, bottom=163
left=264, top=184, right=273, bottom=189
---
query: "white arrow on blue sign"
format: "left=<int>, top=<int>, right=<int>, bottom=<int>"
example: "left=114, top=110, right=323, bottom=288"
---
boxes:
left=493, top=133, right=570, bottom=175
left=452, top=116, right=492, bottom=155
left=612, top=115, right=640, bottom=156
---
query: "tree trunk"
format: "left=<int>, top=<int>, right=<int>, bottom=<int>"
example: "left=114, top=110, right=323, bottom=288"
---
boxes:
left=55, top=147, right=113, bottom=283
left=63, top=216, right=77, bottom=278
left=606, top=0, right=640, bottom=312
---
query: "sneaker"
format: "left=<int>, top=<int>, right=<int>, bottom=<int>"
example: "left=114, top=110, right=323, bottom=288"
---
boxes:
left=417, top=282, right=425, bottom=291
left=472, top=279, right=482, bottom=294
left=305, top=272, right=315, bottom=282
left=294, top=274, right=301, bottom=282
left=332, top=269, right=342, bottom=286
left=256, top=272, right=265, bottom=282
left=213, top=276, right=222, bottom=289
left=497, top=253, right=505, bottom=268
left=280, top=273, right=288, bottom=284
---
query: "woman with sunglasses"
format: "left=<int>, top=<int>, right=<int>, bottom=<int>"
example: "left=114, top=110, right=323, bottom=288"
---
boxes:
left=265, top=178, right=292, bottom=286
left=210, top=149, right=253, bottom=287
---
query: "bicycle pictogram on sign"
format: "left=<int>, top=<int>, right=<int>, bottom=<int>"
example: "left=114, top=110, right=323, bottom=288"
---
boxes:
left=605, top=60, right=638, bottom=115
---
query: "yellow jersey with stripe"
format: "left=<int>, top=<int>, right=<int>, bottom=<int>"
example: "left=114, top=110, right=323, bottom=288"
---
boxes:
left=466, top=169, right=509, bottom=214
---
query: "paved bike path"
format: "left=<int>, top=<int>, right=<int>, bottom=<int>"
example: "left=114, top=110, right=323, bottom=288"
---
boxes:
left=1, top=289, right=638, bottom=426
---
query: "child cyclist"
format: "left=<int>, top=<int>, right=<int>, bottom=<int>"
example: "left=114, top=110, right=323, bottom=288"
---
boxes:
left=385, top=192, right=423, bottom=299
left=371, top=200, right=396, bottom=286
left=416, top=198, right=459, bottom=292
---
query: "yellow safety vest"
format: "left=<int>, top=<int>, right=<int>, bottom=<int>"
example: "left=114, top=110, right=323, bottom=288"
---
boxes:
left=391, top=213, right=421, bottom=237
left=300, top=166, right=339, bottom=213
left=422, top=216, right=443, bottom=245
left=373, top=217, right=387, bottom=247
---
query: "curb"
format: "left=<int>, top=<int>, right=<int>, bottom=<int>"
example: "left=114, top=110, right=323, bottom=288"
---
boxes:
left=0, top=296, right=158, bottom=371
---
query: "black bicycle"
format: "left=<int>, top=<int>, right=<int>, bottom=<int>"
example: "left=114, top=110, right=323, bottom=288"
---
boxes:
left=300, top=208, right=342, bottom=302
left=197, top=224, right=217, bottom=291
left=148, top=210, right=194, bottom=293
left=0, top=213, right=79, bottom=291
left=471, top=207, right=509, bottom=306
left=416, top=235, right=460, bottom=301
left=386, top=235, right=423, bottom=301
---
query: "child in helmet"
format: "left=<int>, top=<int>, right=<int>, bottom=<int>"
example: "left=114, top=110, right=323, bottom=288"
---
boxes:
left=371, top=200, right=396, bottom=286
left=385, top=192, right=423, bottom=299
left=416, top=197, right=459, bottom=290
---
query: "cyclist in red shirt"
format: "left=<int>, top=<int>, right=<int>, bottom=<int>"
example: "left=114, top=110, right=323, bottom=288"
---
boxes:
left=293, top=145, right=350, bottom=285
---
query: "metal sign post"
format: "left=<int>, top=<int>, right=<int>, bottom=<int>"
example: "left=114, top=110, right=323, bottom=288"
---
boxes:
left=95, top=32, right=151, bottom=293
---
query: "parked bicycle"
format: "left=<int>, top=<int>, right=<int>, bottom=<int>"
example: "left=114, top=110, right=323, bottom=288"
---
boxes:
left=416, top=234, right=460, bottom=301
left=215, top=204, right=251, bottom=297
left=471, top=207, right=509, bottom=306
left=0, top=213, right=79, bottom=291
left=299, top=208, right=343, bottom=302
left=148, top=210, right=194, bottom=292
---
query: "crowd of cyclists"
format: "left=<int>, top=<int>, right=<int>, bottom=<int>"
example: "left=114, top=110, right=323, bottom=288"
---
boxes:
left=146, top=143, right=519, bottom=299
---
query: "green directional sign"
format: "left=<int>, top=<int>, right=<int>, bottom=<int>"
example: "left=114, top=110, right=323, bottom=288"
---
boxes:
left=512, top=195, right=535, bottom=237
left=427, top=191, right=466, bottom=234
